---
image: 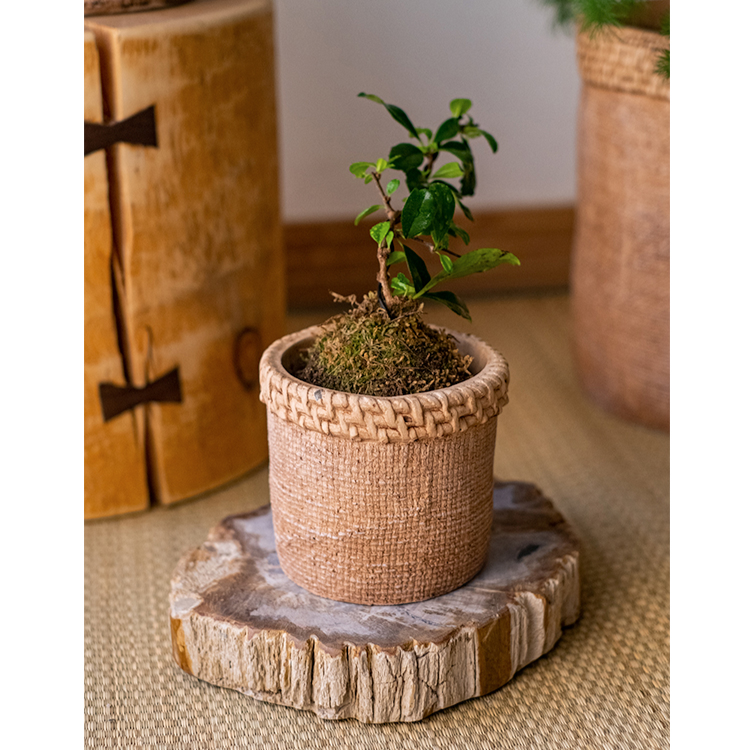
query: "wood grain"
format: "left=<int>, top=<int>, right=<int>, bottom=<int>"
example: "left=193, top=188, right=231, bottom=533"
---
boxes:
left=284, top=206, right=574, bottom=308
left=86, top=0, right=286, bottom=506
left=84, top=30, right=149, bottom=519
left=169, top=482, right=581, bottom=723
left=85, top=0, right=191, bottom=17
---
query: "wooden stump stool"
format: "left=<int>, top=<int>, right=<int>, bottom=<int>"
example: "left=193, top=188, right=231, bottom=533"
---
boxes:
left=84, top=0, right=285, bottom=518
left=169, top=482, right=581, bottom=723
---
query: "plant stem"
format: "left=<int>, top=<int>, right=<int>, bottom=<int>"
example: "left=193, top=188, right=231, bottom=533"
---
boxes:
left=372, top=172, right=399, bottom=224
left=376, top=245, right=395, bottom=309
left=408, top=235, right=460, bottom=258
left=372, top=171, right=399, bottom=310
left=424, top=150, right=437, bottom=178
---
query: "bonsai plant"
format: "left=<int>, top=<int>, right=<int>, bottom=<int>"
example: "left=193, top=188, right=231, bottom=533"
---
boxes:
left=259, top=94, right=519, bottom=605
left=539, top=0, right=671, bottom=431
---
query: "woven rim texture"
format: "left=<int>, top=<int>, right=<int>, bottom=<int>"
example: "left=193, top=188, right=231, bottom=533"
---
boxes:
left=259, top=325, right=510, bottom=444
left=576, top=25, right=670, bottom=100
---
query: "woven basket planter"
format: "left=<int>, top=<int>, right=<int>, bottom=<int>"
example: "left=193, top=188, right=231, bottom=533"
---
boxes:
left=259, top=326, right=510, bottom=605
left=571, top=25, right=670, bottom=430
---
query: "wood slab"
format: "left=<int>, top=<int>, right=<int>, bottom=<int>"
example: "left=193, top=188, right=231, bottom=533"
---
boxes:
left=169, top=482, right=580, bottom=723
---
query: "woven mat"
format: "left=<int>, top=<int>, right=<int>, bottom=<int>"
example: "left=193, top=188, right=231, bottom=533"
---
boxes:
left=85, top=291, right=669, bottom=749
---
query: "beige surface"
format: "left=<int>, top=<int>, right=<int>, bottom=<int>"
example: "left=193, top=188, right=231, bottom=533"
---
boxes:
left=85, top=291, right=669, bottom=748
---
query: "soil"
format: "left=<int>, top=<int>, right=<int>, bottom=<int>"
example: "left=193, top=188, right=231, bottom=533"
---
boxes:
left=294, top=293, right=473, bottom=397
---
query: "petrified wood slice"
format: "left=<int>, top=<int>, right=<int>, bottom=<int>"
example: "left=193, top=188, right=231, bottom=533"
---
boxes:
left=169, top=482, right=581, bottom=723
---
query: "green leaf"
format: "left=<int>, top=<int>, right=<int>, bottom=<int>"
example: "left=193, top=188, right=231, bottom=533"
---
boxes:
left=364, top=173, right=373, bottom=184
left=370, top=221, right=390, bottom=244
left=388, top=143, right=424, bottom=172
left=431, top=227, right=449, bottom=252
left=457, top=199, right=474, bottom=222
left=416, top=127, right=433, bottom=140
left=354, top=204, right=381, bottom=225
left=405, top=168, right=426, bottom=192
left=448, top=221, right=470, bottom=245
left=415, top=247, right=519, bottom=297
left=439, top=140, right=472, bottom=160
left=403, top=245, right=431, bottom=293
left=386, top=250, right=406, bottom=267
left=422, top=290, right=471, bottom=321
left=385, top=230, right=394, bottom=248
left=401, top=183, right=455, bottom=239
left=386, top=179, right=400, bottom=196
left=478, top=129, right=498, bottom=153
left=460, top=163, right=476, bottom=196
left=433, top=179, right=462, bottom=198
left=438, top=141, right=476, bottom=196
left=358, top=92, right=384, bottom=105
left=401, top=188, right=435, bottom=238
left=460, top=125, right=498, bottom=153
left=349, top=161, right=373, bottom=178
left=438, top=254, right=454, bottom=273
left=447, top=247, right=520, bottom=279
left=358, top=92, right=420, bottom=139
left=449, top=98, right=472, bottom=118
left=384, top=103, right=420, bottom=139
left=428, top=182, right=457, bottom=231
left=434, top=117, right=460, bottom=144
left=376, top=157, right=388, bottom=173
left=431, top=162, right=464, bottom=179
left=391, top=272, right=415, bottom=297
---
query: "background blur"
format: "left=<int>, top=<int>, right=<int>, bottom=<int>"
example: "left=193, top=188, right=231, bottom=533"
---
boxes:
left=273, top=0, right=579, bottom=222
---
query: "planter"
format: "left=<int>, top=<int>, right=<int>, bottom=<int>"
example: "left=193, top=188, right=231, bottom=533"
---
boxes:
left=259, top=326, right=510, bottom=605
left=571, top=25, right=670, bottom=431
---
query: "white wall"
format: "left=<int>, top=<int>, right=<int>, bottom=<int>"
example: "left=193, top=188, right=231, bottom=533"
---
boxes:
left=274, top=0, right=580, bottom=222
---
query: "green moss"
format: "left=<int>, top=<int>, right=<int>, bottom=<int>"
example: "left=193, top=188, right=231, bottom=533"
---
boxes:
left=295, top=293, right=473, bottom=396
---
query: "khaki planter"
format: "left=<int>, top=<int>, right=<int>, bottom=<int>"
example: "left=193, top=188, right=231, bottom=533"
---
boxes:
left=571, top=26, right=670, bottom=431
left=259, top=326, right=510, bottom=605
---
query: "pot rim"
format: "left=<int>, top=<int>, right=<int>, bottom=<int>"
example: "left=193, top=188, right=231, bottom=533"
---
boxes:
left=576, top=24, right=669, bottom=101
left=259, top=324, right=509, bottom=444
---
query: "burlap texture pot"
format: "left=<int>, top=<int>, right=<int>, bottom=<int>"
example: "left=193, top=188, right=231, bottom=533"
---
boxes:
left=572, top=26, right=670, bottom=431
left=259, top=325, right=510, bottom=605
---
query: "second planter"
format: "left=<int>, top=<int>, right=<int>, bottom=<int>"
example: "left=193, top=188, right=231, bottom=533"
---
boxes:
left=259, top=325, right=510, bottom=605
left=571, top=25, right=670, bottom=430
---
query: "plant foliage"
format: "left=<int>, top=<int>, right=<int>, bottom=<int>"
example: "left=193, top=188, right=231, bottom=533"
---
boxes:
left=350, top=94, right=519, bottom=321
left=538, top=0, right=670, bottom=79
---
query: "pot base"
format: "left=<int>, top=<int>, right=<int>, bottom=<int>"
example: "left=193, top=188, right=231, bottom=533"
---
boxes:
left=169, top=481, right=581, bottom=723
left=269, top=413, right=497, bottom=605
